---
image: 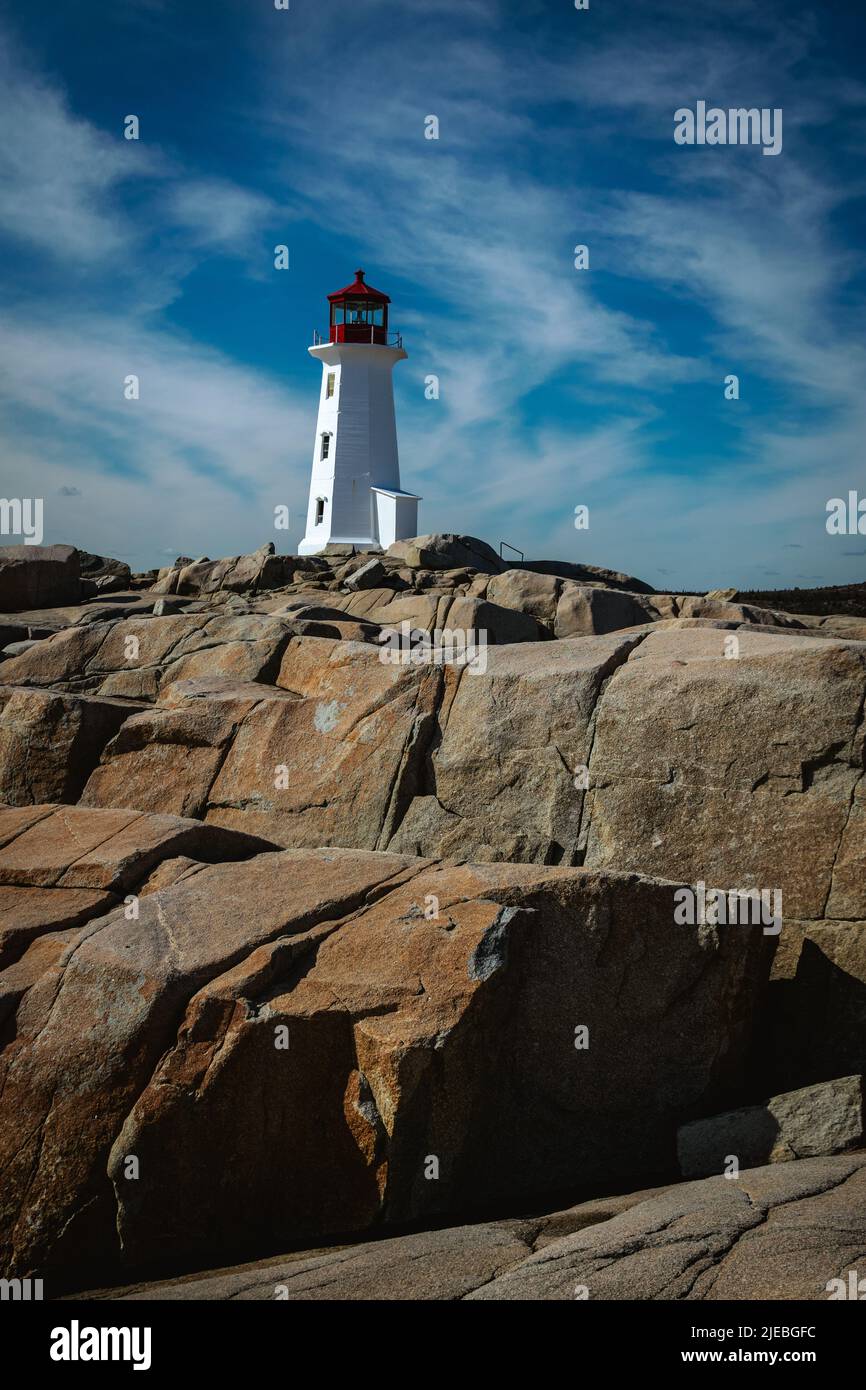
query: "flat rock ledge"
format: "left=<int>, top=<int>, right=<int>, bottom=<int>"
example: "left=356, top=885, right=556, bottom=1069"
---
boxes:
left=78, top=1153, right=866, bottom=1301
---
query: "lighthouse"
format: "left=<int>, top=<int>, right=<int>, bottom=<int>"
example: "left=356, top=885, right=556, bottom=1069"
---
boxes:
left=298, top=269, right=421, bottom=555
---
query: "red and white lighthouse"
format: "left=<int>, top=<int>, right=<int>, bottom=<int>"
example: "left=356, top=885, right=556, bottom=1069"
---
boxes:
left=298, top=269, right=421, bottom=555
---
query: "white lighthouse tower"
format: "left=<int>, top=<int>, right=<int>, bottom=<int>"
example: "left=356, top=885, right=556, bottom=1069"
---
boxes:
left=298, top=269, right=421, bottom=555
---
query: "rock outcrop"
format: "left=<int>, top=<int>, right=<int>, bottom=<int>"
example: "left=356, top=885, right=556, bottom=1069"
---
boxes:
left=0, top=532, right=862, bottom=1300
left=0, top=544, right=81, bottom=611
left=677, top=1076, right=866, bottom=1177
left=92, top=1154, right=866, bottom=1301
left=0, top=805, right=768, bottom=1278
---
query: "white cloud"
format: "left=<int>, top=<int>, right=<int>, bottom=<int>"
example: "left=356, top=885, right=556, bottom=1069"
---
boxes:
left=0, top=308, right=312, bottom=568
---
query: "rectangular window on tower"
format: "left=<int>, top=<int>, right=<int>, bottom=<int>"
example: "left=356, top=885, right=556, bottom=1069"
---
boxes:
left=321, top=433, right=330, bottom=460
left=315, top=498, right=325, bottom=526
left=326, top=373, right=336, bottom=399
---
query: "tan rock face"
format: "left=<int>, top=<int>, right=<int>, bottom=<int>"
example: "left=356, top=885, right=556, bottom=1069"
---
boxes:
left=579, top=627, right=866, bottom=921
left=0, top=687, right=132, bottom=805
left=0, top=613, right=297, bottom=701
left=0, top=814, right=767, bottom=1277
left=486, top=570, right=562, bottom=624
left=388, top=633, right=641, bottom=862
left=74, top=626, right=865, bottom=928
left=80, top=680, right=299, bottom=820
left=554, top=585, right=654, bottom=637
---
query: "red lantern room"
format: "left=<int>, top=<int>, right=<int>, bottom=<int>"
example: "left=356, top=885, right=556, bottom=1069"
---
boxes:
left=326, top=268, right=391, bottom=345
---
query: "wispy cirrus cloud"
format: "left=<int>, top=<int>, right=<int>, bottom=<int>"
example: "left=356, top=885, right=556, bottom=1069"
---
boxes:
left=0, top=0, right=863, bottom=589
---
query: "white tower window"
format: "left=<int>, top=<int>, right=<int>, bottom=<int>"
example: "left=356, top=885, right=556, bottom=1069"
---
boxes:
left=320, top=433, right=331, bottom=460
left=326, top=372, right=336, bottom=399
left=315, top=497, right=325, bottom=526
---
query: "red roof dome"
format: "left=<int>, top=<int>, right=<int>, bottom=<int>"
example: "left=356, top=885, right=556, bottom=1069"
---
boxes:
left=327, top=268, right=390, bottom=304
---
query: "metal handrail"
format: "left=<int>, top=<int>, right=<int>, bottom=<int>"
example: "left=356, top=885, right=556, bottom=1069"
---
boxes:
left=499, top=541, right=524, bottom=562
left=312, top=328, right=403, bottom=348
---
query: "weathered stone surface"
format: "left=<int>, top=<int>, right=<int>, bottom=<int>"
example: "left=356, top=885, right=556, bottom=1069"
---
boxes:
left=0, top=545, right=81, bottom=611
left=79, top=641, right=443, bottom=842
left=91, top=1182, right=675, bottom=1298
left=345, top=558, right=387, bottom=590
left=0, top=842, right=767, bottom=1277
left=386, top=534, right=503, bottom=574
left=108, top=1222, right=538, bottom=1301
left=579, top=627, right=866, bottom=922
left=81, top=680, right=300, bottom=819
left=388, top=633, right=641, bottom=862
left=515, top=559, right=655, bottom=595
left=677, top=595, right=803, bottom=627
left=678, top=1075, right=866, bottom=1177
left=207, top=638, right=442, bottom=848
left=486, top=569, right=562, bottom=624
left=77, top=550, right=132, bottom=594
left=0, top=802, right=278, bottom=976
left=90, top=1155, right=866, bottom=1301
left=467, top=1153, right=866, bottom=1300
left=0, top=842, right=427, bottom=1277
left=555, top=584, right=653, bottom=636
left=74, top=625, right=866, bottom=915
left=0, top=803, right=276, bottom=892
left=0, top=613, right=297, bottom=701
left=0, top=687, right=133, bottom=805
left=1, top=640, right=39, bottom=658
left=151, top=543, right=296, bottom=598
left=444, top=595, right=547, bottom=645
left=0, top=884, right=115, bottom=972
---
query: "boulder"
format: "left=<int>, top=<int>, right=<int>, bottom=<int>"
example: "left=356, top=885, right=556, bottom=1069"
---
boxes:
left=517, top=559, right=655, bottom=595
left=678, top=596, right=803, bottom=627
left=77, top=550, right=132, bottom=594
left=386, top=534, right=503, bottom=574
left=0, top=687, right=133, bottom=805
left=150, top=544, right=295, bottom=599
left=344, top=558, right=387, bottom=591
left=678, top=1075, right=866, bottom=1177
left=486, top=569, right=561, bottom=625
left=1, top=640, right=39, bottom=658
left=554, top=584, right=653, bottom=636
left=0, top=833, right=768, bottom=1277
left=0, top=545, right=81, bottom=611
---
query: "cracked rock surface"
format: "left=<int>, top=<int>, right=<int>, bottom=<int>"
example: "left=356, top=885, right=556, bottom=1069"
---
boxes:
left=83, top=1154, right=866, bottom=1301
left=0, top=806, right=766, bottom=1279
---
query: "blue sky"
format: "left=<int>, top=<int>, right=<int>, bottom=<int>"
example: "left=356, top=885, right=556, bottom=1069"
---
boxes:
left=0, top=0, right=864, bottom=589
